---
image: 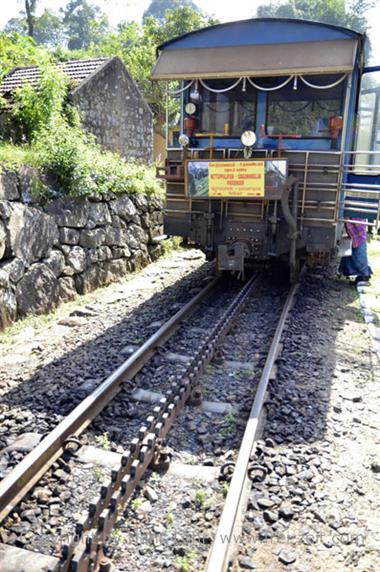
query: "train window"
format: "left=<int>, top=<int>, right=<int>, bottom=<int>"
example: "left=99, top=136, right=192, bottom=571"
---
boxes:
left=166, top=91, right=182, bottom=148
left=266, top=74, right=344, bottom=138
left=198, top=80, right=256, bottom=137
left=354, top=70, right=380, bottom=172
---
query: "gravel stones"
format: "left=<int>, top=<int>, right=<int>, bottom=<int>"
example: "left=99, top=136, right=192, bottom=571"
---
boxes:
left=144, top=486, right=158, bottom=503
left=236, top=270, right=380, bottom=572
left=257, top=497, right=277, bottom=509
left=239, top=556, right=256, bottom=569
left=279, top=506, right=294, bottom=520
left=278, top=550, right=297, bottom=565
left=0, top=251, right=211, bottom=471
left=370, top=461, right=380, bottom=474
left=263, top=509, right=278, bottom=523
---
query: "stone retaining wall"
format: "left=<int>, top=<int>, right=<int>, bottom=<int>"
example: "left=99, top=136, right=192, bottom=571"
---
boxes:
left=0, top=168, right=163, bottom=330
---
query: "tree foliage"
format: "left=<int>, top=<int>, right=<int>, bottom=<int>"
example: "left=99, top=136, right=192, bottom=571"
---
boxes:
left=5, top=10, right=65, bottom=47
left=1, top=63, right=162, bottom=199
left=87, top=7, right=218, bottom=121
left=5, top=0, right=109, bottom=49
left=1, top=5, right=217, bottom=123
left=12, top=59, right=70, bottom=141
left=60, top=0, right=110, bottom=50
left=256, top=0, right=373, bottom=32
left=143, top=0, right=200, bottom=23
left=0, top=32, right=44, bottom=79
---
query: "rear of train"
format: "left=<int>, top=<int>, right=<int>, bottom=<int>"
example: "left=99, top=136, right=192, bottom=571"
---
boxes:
left=152, top=18, right=380, bottom=280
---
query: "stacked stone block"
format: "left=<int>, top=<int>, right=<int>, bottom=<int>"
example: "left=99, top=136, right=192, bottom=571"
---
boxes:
left=0, top=168, right=163, bottom=330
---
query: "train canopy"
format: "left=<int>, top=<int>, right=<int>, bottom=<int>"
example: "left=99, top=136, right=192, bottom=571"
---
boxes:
left=151, top=18, right=363, bottom=80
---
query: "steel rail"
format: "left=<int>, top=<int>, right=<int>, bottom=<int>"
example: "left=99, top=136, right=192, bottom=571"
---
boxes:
left=205, top=283, right=299, bottom=572
left=63, top=272, right=261, bottom=572
left=0, top=275, right=221, bottom=524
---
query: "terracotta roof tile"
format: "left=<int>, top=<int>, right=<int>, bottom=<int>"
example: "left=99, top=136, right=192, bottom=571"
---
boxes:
left=1, top=57, right=111, bottom=94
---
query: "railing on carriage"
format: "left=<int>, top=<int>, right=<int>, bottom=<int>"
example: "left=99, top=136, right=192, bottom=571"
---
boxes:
left=340, top=150, right=380, bottom=229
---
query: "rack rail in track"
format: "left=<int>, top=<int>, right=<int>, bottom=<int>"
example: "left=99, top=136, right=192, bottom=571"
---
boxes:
left=0, top=272, right=264, bottom=572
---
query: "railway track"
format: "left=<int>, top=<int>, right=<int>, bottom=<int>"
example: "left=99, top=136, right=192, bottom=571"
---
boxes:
left=0, top=270, right=298, bottom=572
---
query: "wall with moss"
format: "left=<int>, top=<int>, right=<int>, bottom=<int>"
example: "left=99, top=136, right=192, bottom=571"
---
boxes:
left=0, top=167, right=163, bottom=330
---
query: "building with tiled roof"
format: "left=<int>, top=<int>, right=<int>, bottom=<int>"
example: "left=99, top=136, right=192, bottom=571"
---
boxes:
left=0, top=57, right=153, bottom=163
left=0, top=58, right=110, bottom=95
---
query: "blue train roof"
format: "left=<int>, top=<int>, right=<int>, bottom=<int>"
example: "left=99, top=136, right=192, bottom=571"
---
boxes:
left=158, top=18, right=363, bottom=52
left=152, top=18, right=363, bottom=81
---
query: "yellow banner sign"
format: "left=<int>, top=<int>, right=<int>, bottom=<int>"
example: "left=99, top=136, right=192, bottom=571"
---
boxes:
left=208, top=161, right=265, bottom=197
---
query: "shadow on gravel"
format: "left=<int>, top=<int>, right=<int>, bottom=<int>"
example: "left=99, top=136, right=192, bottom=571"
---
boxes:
left=264, top=274, right=376, bottom=446
left=0, top=268, right=374, bottom=461
left=0, top=259, right=216, bottom=444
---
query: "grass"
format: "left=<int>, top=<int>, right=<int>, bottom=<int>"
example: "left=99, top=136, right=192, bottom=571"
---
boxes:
left=194, top=487, right=213, bottom=509
left=165, top=510, right=174, bottom=526
left=93, top=464, right=104, bottom=482
left=161, top=236, right=183, bottom=256
left=219, top=411, right=237, bottom=437
left=149, top=471, right=161, bottom=483
left=175, top=550, right=197, bottom=572
left=222, top=482, right=230, bottom=497
left=110, top=527, right=124, bottom=545
left=95, top=432, right=111, bottom=450
left=131, top=498, right=143, bottom=512
left=0, top=142, right=38, bottom=169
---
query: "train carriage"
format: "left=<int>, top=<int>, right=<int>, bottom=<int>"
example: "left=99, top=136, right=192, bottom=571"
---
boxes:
left=152, top=18, right=380, bottom=280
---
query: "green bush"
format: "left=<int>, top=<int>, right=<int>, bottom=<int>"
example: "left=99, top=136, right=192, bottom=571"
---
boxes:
left=1, top=61, right=162, bottom=201
left=34, top=117, right=162, bottom=199
left=12, top=58, right=70, bottom=142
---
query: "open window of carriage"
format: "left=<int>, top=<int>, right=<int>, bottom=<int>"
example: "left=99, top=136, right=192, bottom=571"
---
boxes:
left=354, top=68, right=380, bottom=173
left=195, top=79, right=257, bottom=137
left=265, top=74, right=345, bottom=142
left=179, top=73, right=346, bottom=149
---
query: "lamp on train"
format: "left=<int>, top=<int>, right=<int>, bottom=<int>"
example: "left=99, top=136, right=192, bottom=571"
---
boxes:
left=241, top=130, right=256, bottom=158
left=178, top=134, right=190, bottom=147
left=241, top=130, right=257, bottom=147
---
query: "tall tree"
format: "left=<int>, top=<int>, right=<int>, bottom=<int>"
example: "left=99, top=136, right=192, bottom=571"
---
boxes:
left=90, top=6, right=218, bottom=121
left=256, top=0, right=373, bottom=32
left=144, top=0, right=200, bottom=23
left=25, top=0, right=37, bottom=37
left=5, top=10, right=64, bottom=47
left=61, top=0, right=109, bottom=50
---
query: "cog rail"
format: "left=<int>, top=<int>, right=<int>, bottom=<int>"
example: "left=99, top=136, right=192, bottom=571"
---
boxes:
left=0, top=272, right=262, bottom=572
left=0, top=275, right=221, bottom=525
